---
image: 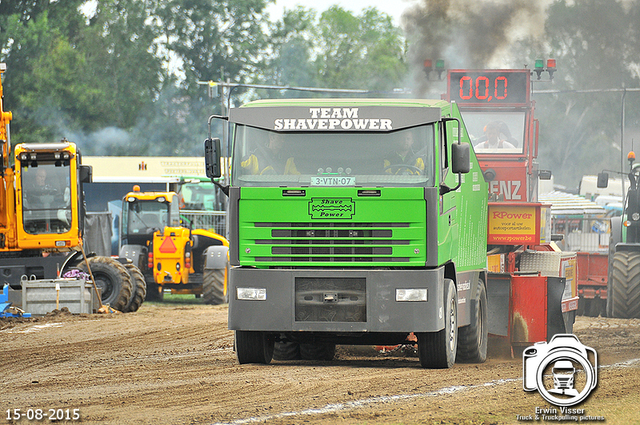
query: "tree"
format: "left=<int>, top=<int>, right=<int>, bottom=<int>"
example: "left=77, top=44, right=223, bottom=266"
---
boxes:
left=315, top=6, right=407, bottom=91
left=263, top=6, right=319, bottom=89
left=0, top=0, right=274, bottom=154
left=154, top=0, right=273, bottom=94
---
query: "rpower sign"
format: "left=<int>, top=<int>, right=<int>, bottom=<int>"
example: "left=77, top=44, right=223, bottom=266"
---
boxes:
left=487, top=203, right=550, bottom=245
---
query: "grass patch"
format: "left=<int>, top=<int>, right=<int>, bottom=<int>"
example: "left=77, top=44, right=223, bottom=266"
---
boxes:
left=145, top=292, right=205, bottom=306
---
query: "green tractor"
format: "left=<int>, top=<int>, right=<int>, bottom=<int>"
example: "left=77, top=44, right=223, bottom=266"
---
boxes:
left=598, top=151, right=640, bottom=318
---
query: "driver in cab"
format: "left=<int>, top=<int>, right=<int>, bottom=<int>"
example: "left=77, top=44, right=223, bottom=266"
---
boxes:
left=241, top=132, right=300, bottom=175
left=474, top=121, right=516, bottom=149
left=24, top=167, right=54, bottom=207
left=383, top=131, right=424, bottom=175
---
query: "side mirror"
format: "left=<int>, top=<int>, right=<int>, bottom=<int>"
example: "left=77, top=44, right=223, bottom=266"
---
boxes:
left=539, top=170, right=552, bottom=180
left=597, top=172, right=609, bottom=188
left=204, top=138, right=222, bottom=179
left=451, top=143, right=470, bottom=174
left=79, top=165, right=93, bottom=184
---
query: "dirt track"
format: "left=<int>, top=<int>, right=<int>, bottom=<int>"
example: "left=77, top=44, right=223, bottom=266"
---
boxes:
left=1, top=302, right=639, bottom=425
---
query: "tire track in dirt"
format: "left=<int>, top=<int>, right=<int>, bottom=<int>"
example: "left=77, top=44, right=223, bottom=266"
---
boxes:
left=212, top=357, right=640, bottom=425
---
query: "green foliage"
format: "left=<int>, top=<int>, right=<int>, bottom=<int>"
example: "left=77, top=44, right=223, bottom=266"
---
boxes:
left=156, top=0, right=273, bottom=94
left=2, top=0, right=638, bottom=184
left=257, top=6, right=407, bottom=96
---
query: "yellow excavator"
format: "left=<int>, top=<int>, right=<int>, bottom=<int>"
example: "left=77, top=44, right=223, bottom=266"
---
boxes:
left=0, top=63, right=144, bottom=312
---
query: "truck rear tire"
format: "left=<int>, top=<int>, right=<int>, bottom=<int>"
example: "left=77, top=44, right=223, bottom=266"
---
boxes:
left=273, top=341, right=301, bottom=360
left=300, top=343, right=336, bottom=361
left=235, top=331, right=274, bottom=364
left=79, top=256, right=132, bottom=312
left=608, top=251, right=640, bottom=318
left=417, top=279, right=457, bottom=368
left=123, top=264, right=147, bottom=313
left=456, top=278, right=488, bottom=363
left=202, top=268, right=225, bottom=305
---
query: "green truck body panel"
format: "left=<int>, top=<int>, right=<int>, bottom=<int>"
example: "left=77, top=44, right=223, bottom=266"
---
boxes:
left=238, top=187, right=428, bottom=267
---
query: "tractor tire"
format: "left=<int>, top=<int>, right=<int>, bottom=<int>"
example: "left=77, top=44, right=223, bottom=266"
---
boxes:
left=79, top=256, right=132, bottom=312
left=123, top=264, right=147, bottom=313
left=235, top=330, right=274, bottom=364
left=417, top=279, right=457, bottom=368
left=456, top=278, right=488, bottom=363
left=273, top=341, right=301, bottom=361
left=300, top=343, right=336, bottom=361
left=608, top=251, right=640, bottom=318
left=145, top=281, right=164, bottom=302
left=202, top=268, right=225, bottom=305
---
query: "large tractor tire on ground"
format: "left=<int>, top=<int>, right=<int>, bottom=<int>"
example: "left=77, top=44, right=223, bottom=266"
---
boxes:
left=456, top=278, right=488, bottom=363
left=608, top=251, right=640, bottom=318
left=417, top=279, right=458, bottom=368
left=202, top=268, right=225, bottom=305
left=145, top=281, right=163, bottom=302
left=123, top=264, right=147, bottom=313
left=79, top=256, right=133, bottom=312
left=235, top=331, right=274, bottom=364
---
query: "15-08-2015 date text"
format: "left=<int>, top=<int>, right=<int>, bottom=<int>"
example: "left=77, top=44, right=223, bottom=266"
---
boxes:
left=6, top=408, right=80, bottom=421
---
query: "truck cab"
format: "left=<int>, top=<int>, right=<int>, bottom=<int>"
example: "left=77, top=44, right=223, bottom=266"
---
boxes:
left=206, top=98, right=488, bottom=368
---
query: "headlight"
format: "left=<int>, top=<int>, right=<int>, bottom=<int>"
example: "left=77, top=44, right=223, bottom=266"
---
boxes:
left=237, top=287, right=267, bottom=301
left=396, top=288, right=428, bottom=302
left=633, top=212, right=640, bottom=221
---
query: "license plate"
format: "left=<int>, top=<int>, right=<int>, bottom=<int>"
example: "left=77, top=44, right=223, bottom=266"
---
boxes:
left=311, top=176, right=356, bottom=186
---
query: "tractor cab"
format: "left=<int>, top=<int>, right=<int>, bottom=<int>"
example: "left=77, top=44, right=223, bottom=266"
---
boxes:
left=445, top=69, right=542, bottom=202
left=121, top=187, right=181, bottom=247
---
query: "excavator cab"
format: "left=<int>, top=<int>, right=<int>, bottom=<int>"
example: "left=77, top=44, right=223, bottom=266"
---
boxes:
left=14, top=142, right=87, bottom=250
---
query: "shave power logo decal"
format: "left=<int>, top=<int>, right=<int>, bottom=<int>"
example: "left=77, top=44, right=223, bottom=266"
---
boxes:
left=309, top=198, right=355, bottom=219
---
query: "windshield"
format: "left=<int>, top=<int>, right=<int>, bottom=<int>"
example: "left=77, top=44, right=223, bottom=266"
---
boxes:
left=21, top=163, right=73, bottom=234
left=180, top=182, right=218, bottom=211
left=231, top=125, right=435, bottom=187
left=460, top=111, right=525, bottom=154
left=124, top=200, right=170, bottom=236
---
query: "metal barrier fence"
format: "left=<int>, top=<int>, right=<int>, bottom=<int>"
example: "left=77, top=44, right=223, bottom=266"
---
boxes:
left=181, top=210, right=227, bottom=237
left=551, top=216, right=610, bottom=253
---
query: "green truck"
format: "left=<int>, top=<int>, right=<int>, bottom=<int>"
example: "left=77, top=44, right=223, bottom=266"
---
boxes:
left=205, top=98, right=489, bottom=368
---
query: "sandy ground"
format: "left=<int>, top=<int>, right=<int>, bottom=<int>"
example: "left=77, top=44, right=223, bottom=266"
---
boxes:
left=1, top=303, right=639, bottom=425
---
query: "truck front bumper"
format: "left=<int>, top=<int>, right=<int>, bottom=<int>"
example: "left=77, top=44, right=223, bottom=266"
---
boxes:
left=228, top=266, right=446, bottom=333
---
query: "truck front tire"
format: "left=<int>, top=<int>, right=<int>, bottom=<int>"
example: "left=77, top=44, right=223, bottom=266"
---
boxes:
left=235, top=331, right=274, bottom=364
left=456, top=278, right=488, bottom=363
left=417, top=279, right=458, bottom=368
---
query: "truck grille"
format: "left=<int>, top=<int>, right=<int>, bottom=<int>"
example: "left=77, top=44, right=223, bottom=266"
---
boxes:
left=295, top=277, right=366, bottom=322
left=253, top=222, right=410, bottom=263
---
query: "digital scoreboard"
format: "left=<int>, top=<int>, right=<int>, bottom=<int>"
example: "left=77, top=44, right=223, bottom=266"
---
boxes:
left=447, top=70, right=530, bottom=106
